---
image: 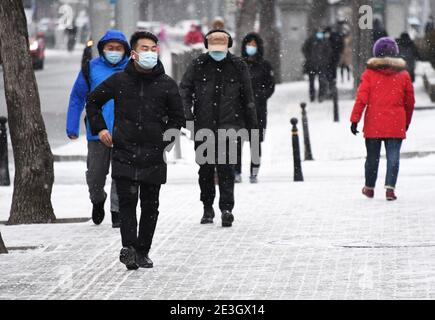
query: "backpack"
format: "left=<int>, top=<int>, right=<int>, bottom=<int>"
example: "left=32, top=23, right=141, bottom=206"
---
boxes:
left=81, top=40, right=93, bottom=90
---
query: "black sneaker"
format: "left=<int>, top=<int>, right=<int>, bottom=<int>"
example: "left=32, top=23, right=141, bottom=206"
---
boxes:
left=137, top=251, right=154, bottom=268
left=92, top=201, right=105, bottom=225
left=221, top=210, right=234, bottom=228
left=119, top=247, right=139, bottom=270
left=250, top=175, right=258, bottom=184
left=111, top=211, right=121, bottom=229
left=201, top=206, right=215, bottom=224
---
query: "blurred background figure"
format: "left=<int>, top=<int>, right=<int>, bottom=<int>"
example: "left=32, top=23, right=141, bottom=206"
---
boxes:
left=212, top=16, right=225, bottom=30
left=302, top=28, right=332, bottom=103
left=396, top=32, right=420, bottom=82
left=340, top=33, right=353, bottom=83
left=324, top=25, right=345, bottom=98
left=184, top=23, right=204, bottom=46
left=373, top=18, right=388, bottom=42
left=65, top=19, right=78, bottom=52
left=425, top=15, right=434, bottom=34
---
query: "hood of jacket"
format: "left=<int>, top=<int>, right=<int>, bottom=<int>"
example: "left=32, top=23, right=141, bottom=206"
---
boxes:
left=241, top=32, right=264, bottom=60
left=97, top=29, right=131, bottom=59
left=367, top=57, right=407, bottom=75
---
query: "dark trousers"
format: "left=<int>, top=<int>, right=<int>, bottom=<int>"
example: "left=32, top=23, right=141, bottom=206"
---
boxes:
left=199, top=164, right=235, bottom=212
left=365, top=138, right=403, bottom=189
left=235, top=140, right=263, bottom=177
left=115, top=178, right=161, bottom=253
left=196, top=137, right=236, bottom=212
left=309, top=70, right=327, bottom=101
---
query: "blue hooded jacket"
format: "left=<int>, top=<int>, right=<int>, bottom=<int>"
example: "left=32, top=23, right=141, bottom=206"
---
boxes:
left=67, top=30, right=131, bottom=141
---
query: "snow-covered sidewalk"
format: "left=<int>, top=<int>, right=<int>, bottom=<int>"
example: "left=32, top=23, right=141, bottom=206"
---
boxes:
left=1, top=69, right=435, bottom=300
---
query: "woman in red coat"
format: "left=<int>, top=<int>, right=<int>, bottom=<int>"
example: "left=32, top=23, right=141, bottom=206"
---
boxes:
left=350, top=37, right=415, bottom=201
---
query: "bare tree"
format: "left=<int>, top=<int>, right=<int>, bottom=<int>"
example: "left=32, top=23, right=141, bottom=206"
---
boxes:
left=235, top=0, right=258, bottom=53
left=352, top=0, right=374, bottom=91
left=0, top=0, right=56, bottom=225
left=259, top=0, right=281, bottom=83
left=0, top=232, right=7, bottom=254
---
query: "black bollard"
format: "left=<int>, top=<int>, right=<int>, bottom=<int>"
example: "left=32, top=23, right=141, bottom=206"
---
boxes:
left=0, top=117, right=11, bottom=186
left=290, top=118, right=304, bottom=182
left=300, top=102, right=314, bottom=161
left=332, top=80, right=339, bottom=122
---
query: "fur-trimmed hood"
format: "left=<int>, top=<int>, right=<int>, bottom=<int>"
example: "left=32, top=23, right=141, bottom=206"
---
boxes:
left=366, top=57, right=407, bottom=72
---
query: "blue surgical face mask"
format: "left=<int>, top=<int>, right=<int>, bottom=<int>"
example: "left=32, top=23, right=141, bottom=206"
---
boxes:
left=137, top=51, right=158, bottom=70
left=104, top=51, right=124, bottom=65
left=316, top=32, right=324, bottom=40
left=246, top=45, right=257, bottom=56
left=209, top=51, right=227, bottom=62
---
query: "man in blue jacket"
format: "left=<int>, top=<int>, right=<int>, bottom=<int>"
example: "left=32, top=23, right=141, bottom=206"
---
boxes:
left=66, top=30, right=131, bottom=228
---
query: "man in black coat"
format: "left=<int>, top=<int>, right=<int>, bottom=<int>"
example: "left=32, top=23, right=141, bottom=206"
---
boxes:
left=180, top=29, right=258, bottom=227
left=236, top=32, right=275, bottom=183
left=397, top=32, right=420, bottom=82
left=302, top=29, right=333, bottom=102
left=86, top=31, right=185, bottom=270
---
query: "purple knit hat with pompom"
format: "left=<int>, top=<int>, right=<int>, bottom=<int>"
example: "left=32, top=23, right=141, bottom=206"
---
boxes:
left=373, top=37, right=399, bottom=57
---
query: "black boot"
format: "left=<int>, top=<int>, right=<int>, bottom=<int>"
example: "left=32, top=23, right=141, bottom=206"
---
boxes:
left=92, top=201, right=105, bottom=225
left=137, top=251, right=154, bottom=268
left=119, top=246, right=139, bottom=270
left=111, top=211, right=121, bottom=229
left=201, top=206, right=215, bottom=224
left=221, top=210, right=234, bottom=228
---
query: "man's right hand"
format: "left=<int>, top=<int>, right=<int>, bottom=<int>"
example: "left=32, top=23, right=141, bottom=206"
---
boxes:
left=99, top=129, right=113, bottom=148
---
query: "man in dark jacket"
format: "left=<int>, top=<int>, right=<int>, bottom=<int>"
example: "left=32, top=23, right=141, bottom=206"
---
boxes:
left=236, top=32, right=275, bottom=184
left=86, top=31, right=185, bottom=270
left=302, top=29, right=333, bottom=102
left=396, top=32, right=420, bottom=82
left=180, top=29, right=258, bottom=227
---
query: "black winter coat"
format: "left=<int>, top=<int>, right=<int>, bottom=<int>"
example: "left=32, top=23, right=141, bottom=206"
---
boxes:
left=179, top=52, right=258, bottom=132
left=241, top=33, right=275, bottom=135
left=397, top=35, right=420, bottom=82
left=86, top=60, right=186, bottom=185
left=302, top=35, right=333, bottom=73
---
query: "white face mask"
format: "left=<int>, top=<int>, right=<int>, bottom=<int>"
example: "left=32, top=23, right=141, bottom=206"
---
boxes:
left=136, top=51, right=158, bottom=70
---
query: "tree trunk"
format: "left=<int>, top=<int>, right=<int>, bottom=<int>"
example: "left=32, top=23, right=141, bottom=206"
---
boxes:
left=235, top=0, right=258, bottom=53
left=259, top=0, right=281, bottom=83
left=352, top=0, right=374, bottom=92
left=0, top=0, right=56, bottom=225
left=0, top=232, right=7, bottom=254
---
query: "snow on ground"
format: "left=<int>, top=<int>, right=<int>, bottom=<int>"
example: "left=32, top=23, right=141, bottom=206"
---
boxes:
left=1, top=64, right=435, bottom=299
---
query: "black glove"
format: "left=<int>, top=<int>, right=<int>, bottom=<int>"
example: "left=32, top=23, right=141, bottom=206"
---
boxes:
left=351, top=122, right=359, bottom=136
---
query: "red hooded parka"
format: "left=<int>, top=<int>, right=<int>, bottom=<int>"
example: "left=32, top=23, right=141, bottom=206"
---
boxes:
left=350, top=57, right=415, bottom=139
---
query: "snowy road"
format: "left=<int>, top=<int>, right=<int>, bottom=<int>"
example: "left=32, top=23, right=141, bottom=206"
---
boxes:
left=1, top=63, right=435, bottom=300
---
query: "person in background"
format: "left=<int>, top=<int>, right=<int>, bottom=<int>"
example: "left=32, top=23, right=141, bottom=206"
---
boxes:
left=67, top=30, right=130, bottom=228
left=302, top=28, right=332, bottom=103
left=396, top=32, right=420, bottom=83
left=86, top=31, right=185, bottom=270
left=350, top=37, right=415, bottom=201
left=340, top=33, right=353, bottom=82
left=324, top=25, right=345, bottom=98
left=212, top=17, right=225, bottom=30
left=235, top=32, right=275, bottom=184
left=184, top=24, right=204, bottom=46
left=180, top=29, right=258, bottom=227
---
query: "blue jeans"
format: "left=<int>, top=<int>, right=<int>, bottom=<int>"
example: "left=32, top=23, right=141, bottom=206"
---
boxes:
left=365, top=138, right=403, bottom=189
